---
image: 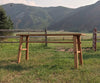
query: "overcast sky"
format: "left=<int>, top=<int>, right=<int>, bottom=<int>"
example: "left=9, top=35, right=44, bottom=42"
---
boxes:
left=0, top=0, right=99, bottom=8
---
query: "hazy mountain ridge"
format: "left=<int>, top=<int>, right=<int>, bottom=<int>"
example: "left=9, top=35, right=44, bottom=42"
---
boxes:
left=49, top=1, right=100, bottom=32
left=2, top=1, right=100, bottom=32
left=2, top=3, right=74, bottom=30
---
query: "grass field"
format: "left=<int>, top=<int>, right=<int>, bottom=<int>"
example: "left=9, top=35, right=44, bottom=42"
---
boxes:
left=0, top=32, right=100, bottom=83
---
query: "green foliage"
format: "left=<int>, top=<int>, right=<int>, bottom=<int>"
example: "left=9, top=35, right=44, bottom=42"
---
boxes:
left=0, top=6, right=13, bottom=36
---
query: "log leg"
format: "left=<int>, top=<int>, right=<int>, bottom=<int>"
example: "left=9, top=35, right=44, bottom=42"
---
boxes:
left=26, top=36, right=29, bottom=60
left=18, top=36, right=23, bottom=63
left=73, top=36, right=78, bottom=69
left=77, top=36, right=83, bottom=65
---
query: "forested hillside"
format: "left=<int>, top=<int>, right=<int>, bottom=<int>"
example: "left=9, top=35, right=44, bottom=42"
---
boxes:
left=49, top=1, right=100, bottom=32
left=2, top=4, right=73, bottom=30
left=2, top=1, right=100, bottom=32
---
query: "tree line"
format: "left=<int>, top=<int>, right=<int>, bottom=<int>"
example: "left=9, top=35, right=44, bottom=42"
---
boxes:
left=0, top=6, right=13, bottom=36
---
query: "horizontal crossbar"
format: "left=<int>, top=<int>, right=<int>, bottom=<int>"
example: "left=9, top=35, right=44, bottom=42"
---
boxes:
left=77, top=51, right=81, bottom=53
left=21, top=48, right=27, bottom=50
left=24, top=41, right=74, bottom=43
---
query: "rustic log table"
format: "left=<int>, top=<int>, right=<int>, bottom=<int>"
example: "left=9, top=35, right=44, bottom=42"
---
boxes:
left=16, top=33, right=85, bottom=69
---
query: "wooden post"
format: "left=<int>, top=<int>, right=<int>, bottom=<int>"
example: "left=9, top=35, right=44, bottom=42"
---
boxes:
left=45, top=28, right=47, bottom=47
left=93, top=28, right=97, bottom=51
left=26, top=36, right=29, bottom=60
left=18, top=36, right=23, bottom=63
left=77, top=36, right=83, bottom=65
left=73, top=35, right=78, bottom=69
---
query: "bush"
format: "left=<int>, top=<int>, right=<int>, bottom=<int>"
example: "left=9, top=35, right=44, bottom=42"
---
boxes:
left=0, top=6, right=13, bottom=36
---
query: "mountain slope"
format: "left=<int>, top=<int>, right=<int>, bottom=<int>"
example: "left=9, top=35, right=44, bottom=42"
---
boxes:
left=2, top=4, right=74, bottom=30
left=44, top=6, right=74, bottom=22
left=49, top=1, right=100, bottom=32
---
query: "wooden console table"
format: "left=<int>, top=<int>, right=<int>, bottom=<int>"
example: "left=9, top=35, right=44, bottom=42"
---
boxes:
left=16, top=33, right=85, bottom=69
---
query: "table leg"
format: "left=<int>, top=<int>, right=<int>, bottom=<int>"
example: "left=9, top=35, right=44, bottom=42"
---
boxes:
left=77, top=36, right=83, bottom=65
left=26, top=36, right=29, bottom=60
left=73, top=36, right=78, bottom=69
left=18, top=36, right=23, bottom=63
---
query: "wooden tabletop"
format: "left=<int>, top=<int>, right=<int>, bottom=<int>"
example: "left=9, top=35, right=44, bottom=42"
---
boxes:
left=16, top=33, right=85, bottom=36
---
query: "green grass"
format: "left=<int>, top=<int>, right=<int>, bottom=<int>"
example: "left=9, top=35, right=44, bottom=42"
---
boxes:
left=0, top=32, right=100, bottom=83
left=0, top=43, right=100, bottom=83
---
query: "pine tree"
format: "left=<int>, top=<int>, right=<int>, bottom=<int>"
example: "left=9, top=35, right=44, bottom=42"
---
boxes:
left=0, top=6, right=13, bottom=36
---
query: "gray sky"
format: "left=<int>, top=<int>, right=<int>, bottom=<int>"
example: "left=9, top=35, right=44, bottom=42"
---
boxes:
left=0, top=0, right=99, bottom=8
